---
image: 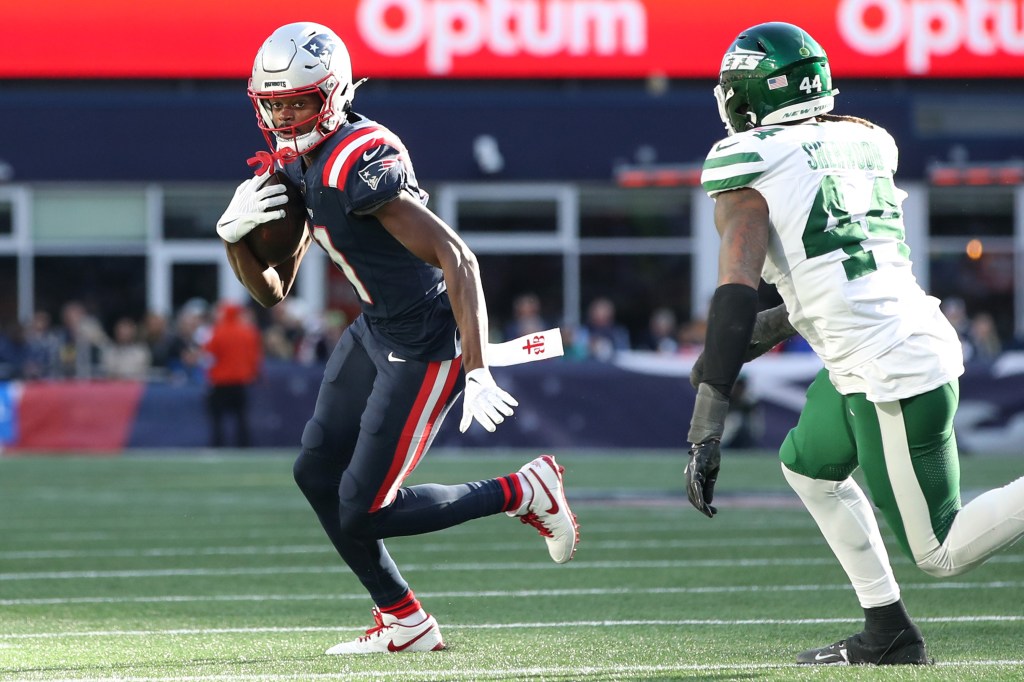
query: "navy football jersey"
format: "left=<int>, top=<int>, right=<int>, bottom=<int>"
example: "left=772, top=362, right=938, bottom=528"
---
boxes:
left=280, top=113, right=459, bottom=361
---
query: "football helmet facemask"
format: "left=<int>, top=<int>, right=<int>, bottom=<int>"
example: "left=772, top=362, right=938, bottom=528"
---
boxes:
left=714, top=22, right=838, bottom=136
left=248, top=22, right=361, bottom=156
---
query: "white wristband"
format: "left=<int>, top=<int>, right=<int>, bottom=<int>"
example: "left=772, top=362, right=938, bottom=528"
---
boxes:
left=487, top=328, right=564, bottom=367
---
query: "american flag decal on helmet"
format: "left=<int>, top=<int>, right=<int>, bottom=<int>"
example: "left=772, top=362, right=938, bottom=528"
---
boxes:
left=767, top=75, right=789, bottom=90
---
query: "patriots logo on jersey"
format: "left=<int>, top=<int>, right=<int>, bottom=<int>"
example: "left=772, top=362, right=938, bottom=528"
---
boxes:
left=359, top=158, right=400, bottom=191
left=302, top=34, right=335, bottom=70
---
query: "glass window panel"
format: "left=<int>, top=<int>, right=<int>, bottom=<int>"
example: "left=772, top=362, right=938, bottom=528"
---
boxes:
left=580, top=185, right=691, bottom=238
left=0, top=255, right=15, bottom=321
left=476, top=253, right=564, bottom=341
left=580, top=254, right=692, bottom=349
left=171, top=263, right=219, bottom=315
left=928, top=251, right=1016, bottom=343
left=34, top=256, right=147, bottom=332
left=164, top=185, right=235, bottom=240
left=456, top=199, right=558, bottom=233
left=0, top=200, right=12, bottom=237
left=928, top=186, right=1014, bottom=237
left=33, top=188, right=147, bottom=242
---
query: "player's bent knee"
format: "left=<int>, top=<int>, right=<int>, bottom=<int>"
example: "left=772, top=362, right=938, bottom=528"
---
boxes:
left=300, top=418, right=326, bottom=454
left=915, top=552, right=966, bottom=578
left=293, top=450, right=338, bottom=503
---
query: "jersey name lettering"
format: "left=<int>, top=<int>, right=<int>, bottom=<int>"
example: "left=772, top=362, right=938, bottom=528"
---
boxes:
left=802, top=140, right=887, bottom=173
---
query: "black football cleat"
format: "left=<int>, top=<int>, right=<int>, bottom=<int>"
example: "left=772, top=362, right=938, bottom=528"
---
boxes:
left=796, top=628, right=933, bottom=665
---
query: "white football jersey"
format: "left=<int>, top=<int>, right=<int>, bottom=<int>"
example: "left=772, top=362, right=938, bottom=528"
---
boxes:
left=701, top=119, right=963, bottom=400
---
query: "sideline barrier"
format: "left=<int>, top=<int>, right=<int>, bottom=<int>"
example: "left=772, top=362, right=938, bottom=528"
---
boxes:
left=2, top=353, right=1022, bottom=453
left=7, top=381, right=144, bottom=452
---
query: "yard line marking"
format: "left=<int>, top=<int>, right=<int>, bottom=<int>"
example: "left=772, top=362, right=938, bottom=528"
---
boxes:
left=3, top=580, right=1023, bottom=607
left=12, top=660, right=1024, bottom=682
left=0, top=536, right=821, bottom=560
left=3, top=554, right=1021, bottom=581
left=0, top=545, right=331, bottom=560
left=3, top=616, right=1023, bottom=640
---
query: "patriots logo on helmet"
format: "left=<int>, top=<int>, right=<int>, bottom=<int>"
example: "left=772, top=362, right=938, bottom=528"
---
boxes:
left=302, top=34, right=335, bottom=70
left=359, top=158, right=400, bottom=191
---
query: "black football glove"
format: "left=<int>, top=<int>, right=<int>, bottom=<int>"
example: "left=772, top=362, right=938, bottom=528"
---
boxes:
left=685, top=439, right=721, bottom=518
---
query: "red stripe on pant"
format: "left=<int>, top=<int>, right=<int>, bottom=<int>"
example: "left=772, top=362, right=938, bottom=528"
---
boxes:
left=404, top=357, right=461, bottom=475
left=369, top=358, right=460, bottom=512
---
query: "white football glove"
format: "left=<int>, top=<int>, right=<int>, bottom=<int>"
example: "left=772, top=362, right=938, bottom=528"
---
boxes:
left=459, top=367, right=519, bottom=433
left=216, top=174, right=289, bottom=243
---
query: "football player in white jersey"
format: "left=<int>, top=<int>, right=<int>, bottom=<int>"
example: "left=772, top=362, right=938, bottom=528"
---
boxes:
left=687, top=21, right=1024, bottom=666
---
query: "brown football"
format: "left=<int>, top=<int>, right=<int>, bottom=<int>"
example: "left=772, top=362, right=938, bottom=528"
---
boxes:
left=244, top=171, right=307, bottom=267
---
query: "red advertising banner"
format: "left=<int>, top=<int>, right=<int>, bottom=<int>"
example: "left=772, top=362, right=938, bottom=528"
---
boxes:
left=4, top=0, right=1024, bottom=79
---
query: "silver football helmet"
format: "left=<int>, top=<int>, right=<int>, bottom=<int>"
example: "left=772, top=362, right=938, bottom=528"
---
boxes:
left=248, top=22, right=358, bottom=155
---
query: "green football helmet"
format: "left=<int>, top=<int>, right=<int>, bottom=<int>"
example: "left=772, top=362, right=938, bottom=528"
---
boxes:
left=714, top=22, right=838, bottom=136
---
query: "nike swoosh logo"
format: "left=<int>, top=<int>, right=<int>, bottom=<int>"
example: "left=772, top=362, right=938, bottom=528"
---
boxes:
left=814, top=651, right=844, bottom=661
left=388, top=352, right=406, bottom=363
left=715, top=141, right=739, bottom=151
left=363, top=147, right=382, bottom=161
left=387, top=625, right=436, bottom=652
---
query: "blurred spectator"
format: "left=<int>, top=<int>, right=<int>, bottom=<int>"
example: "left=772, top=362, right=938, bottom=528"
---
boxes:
left=166, top=306, right=206, bottom=383
left=262, top=299, right=307, bottom=361
left=204, top=301, right=263, bottom=448
left=23, top=311, right=62, bottom=379
left=100, top=317, right=152, bottom=380
left=296, top=309, right=348, bottom=365
left=941, top=296, right=973, bottom=361
left=560, top=325, right=590, bottom=361
left=968, top=312, right=1002, bottom=365
left=503, top=293, right=549, bottom=341
left=142, top=311, right=177, bottom=377
left=57, top=301, right=107, bottom=378
left=639, top=307, right=678, bottom=354
left=676, top=318, right=707, bottom=356
left=581, top=297, right=630, bottom=361
left=0, top=321, right=28, bottom=379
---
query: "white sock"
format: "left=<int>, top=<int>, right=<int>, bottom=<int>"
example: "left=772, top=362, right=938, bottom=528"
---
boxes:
left=783, top=464, right=901, bottom=608
left=507, top=472, right=533, bottom=517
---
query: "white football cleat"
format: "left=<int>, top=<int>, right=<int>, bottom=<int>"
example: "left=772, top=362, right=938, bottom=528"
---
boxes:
left=325, top=608, right=445, bottom=655
left=512, top=455, right=579, bottom=564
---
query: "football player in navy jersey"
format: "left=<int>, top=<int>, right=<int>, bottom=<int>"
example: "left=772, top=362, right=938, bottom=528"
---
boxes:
left=215, top=22, right=579, bottom=655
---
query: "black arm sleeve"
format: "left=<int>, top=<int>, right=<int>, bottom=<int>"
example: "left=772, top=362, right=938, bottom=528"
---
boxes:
left=700, top=283, right=759, bottom=398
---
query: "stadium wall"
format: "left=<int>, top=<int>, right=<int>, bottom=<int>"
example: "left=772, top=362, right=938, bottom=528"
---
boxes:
left=2, top=354, right=1022, bottom=454
left=4, top=81, right=1024, bottom=183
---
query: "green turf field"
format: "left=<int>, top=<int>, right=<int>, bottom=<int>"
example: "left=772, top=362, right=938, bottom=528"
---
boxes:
left=1, top=449, right=1022, bottom=681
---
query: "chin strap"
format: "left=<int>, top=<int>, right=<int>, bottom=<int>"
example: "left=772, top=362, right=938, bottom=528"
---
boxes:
left=247, top=147, right=300, bottom=176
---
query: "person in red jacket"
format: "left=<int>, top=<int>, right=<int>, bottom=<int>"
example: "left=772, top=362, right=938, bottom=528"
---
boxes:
left=204, top=301, right=262, bottom=447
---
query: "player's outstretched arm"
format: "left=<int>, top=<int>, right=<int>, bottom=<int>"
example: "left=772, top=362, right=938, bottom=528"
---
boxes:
left=685, top=188, right=769, bottom=517
left=373, top=192, right=517, bottom=432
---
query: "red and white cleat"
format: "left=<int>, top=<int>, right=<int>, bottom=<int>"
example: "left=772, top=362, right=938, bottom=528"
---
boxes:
left=325, top=607, right=446, bottom=655
left=512, top=455, right=579, bottom=564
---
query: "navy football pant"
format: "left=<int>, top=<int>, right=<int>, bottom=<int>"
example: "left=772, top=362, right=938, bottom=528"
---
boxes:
left=294, top=317, right=511, bottom=607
